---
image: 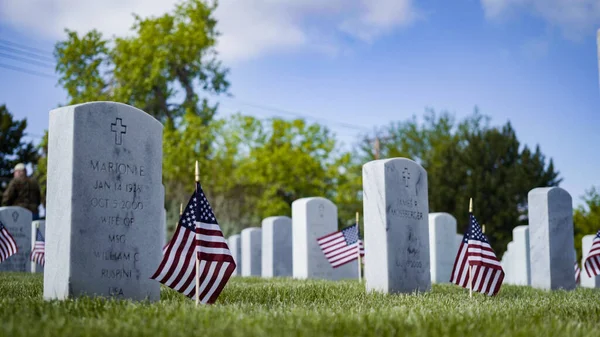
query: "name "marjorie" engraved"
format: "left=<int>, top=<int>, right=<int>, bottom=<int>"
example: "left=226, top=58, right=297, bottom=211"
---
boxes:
left=90, top=160, right=145, bottom=176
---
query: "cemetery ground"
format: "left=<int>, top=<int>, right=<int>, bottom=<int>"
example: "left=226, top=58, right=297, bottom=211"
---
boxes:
left=1, top=274, right=599, bottom=337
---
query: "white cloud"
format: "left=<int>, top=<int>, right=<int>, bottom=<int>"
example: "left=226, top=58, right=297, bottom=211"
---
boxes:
left=481, top=0, right=600, bottom=40
left=0, top=0, right=419, bottom=64
left=339, top=0, right=419, bottom=42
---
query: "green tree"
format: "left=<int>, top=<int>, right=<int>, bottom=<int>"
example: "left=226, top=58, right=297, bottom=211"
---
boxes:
left=0, top=104, right=39, bottom=197
left=39, top=0, right=230, bottom=208
left=574, top=186, right=600, bottom=261
left=54, top=0, right=228, bottom=126
left=355, top=108, right=561, bottom=255
left=162, top=113, right=345, bottom=237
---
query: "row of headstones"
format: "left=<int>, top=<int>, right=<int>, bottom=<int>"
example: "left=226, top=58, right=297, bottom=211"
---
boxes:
left=224, top=208, right=465, bottom=284
left=501, top=226, right=600, bottom=288
left=9, top=101, right=581, bottom=302
left=227, top=198, right=359, bottom=280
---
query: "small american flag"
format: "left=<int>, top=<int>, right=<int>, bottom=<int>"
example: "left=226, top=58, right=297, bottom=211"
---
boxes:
left=30, top=227, right=45, bottom=266
left=575, top=260, right=581, bottom=284
left=0, top=221, right=17, bottom=263
left=151, top=182, right=236, bottom=304
left=450, top=213, right=504, bottom=296
left=583, top=230, right=600, bottom=278
left=317, top=224, right=361, bottom=268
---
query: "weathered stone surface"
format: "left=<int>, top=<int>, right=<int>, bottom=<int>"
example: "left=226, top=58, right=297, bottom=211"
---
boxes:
left=44, top=102, right=163, bottom=301
left=0, top=206, right=32, bottom=272
left=362, top=158, right=431, bottom=294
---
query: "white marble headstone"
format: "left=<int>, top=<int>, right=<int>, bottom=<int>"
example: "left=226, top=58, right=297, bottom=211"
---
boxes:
left=528, top=187, right=576, bottom=290
left=292, top=197, right=357, bottom=280
left=428, top=213, right=457, bottom=284
left=581, top=235, right=600, bottom=288
left=262, top=216, right=292, bottom=278
left=44, top=102, right=163, bottom=301
left=362, top=158, right=431, bottom=294
left=512, top=226, right=530, bottom=286
left=0, top=206, right=32, bottom=272
left=504, top=241, right=514, bottom=284
left=31, top=220, right=46, bottom=273
left=228, top=234, right=241, bottom=276
left=241, top=227, right=261, bottom=276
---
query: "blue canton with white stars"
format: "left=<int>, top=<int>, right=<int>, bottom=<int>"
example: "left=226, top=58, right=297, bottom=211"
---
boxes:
left=342, top=224, right=359, bottom=245
left=463, top=214, right=488, bottom=244
left=36, top=229, right=44, bottom=242
left=180, top=183, right=218, bottom=231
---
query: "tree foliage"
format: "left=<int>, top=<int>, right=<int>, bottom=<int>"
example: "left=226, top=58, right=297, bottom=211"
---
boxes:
left=355, top=108, right=561, bottom=256
left=162, top=113, right=344, bottom=237
left=53, top=0, right=228, bottom=126
left=0, top=104, right=39, bottom=196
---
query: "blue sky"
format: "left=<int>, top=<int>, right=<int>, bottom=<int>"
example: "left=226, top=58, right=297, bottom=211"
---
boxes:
left=0, top=0, right=599, bottom=208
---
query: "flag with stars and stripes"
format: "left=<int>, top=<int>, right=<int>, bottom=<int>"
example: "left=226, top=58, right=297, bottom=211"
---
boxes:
left=317, top=224, right=361, bottom=268
left=583, top=230, right=600, bottom=278
left=0, top=221, right=17, bottom=263
left=575, top=260, right=581, bottom=284
left=151, top=182, right=236, bottom=304
left=450, top=213, right=504, bottom=296
left=30, top=227, right=45, bottom=266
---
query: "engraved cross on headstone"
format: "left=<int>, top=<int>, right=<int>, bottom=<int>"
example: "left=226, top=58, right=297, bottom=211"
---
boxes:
left=402, top=168, right=410, bottom=188
left=110, top=118, right=127, bottom=145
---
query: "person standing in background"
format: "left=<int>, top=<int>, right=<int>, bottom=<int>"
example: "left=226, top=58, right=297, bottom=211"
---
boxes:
left=2, top=163, right=41, bottom=220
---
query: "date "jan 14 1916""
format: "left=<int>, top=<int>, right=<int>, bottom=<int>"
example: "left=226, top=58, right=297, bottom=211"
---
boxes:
left=93, top=180, right=143, bottom=193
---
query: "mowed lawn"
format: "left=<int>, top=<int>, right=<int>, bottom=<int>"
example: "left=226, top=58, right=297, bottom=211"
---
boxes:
left=1, top=273, right=599, bottom=337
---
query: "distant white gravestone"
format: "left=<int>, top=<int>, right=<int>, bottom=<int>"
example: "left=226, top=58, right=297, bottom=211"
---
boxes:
left=502, top=242, right=514, bottom=284
left=241, top=227, right=261, bottom=276
left=512, top=226, right=530, bottom=286
left=31, top=220, right=46, bottom=273
left=581, top=235, right=600, bottom=288
left=528, top=187, right=576, bottom=291
left=292, top=197, right=358, bottom=280
left=0, top=207, right=32, bottom=272
left=228, top=234, right=241, bottom=276
left=428, top=213, right=457, bottom=284
left=362, top=158, right=431, bottom=294
left=262, top=216, right=293, bottom=278
left=44, top=102, right=163, bottom=301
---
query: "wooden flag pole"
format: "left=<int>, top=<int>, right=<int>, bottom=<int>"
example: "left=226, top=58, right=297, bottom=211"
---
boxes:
left=195, top=160, right=200, bottom=306
left=469, top=198, right=473, bottom=298
left=356, top=211, right=361, bottom=282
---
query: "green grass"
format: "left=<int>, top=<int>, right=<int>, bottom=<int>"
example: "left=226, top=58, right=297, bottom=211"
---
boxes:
left=1, top=273, right=600, bottom=337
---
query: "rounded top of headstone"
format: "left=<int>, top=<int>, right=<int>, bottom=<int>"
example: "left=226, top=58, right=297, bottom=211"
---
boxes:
left=362, top=157, right=425, bottom=170
left=229, top=234, right=241, bottom=240
left=262, top=216, right=291, bottom=225
left=0, top=206, right=33, bottom=215
left=528, top=186, right=572, bottom=201
left=291, top=196, right=335, bottom=208
left=506, top=241, right=514, bottom=249
left=428, top=212, right=456, bottom=221
left=241, top=227, right=261, bottom=234
left=582, top=234, right=596, bottom=240
left=51, top=101, right=163, bottom=129
left=512, top=225, right=528, bottom=234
